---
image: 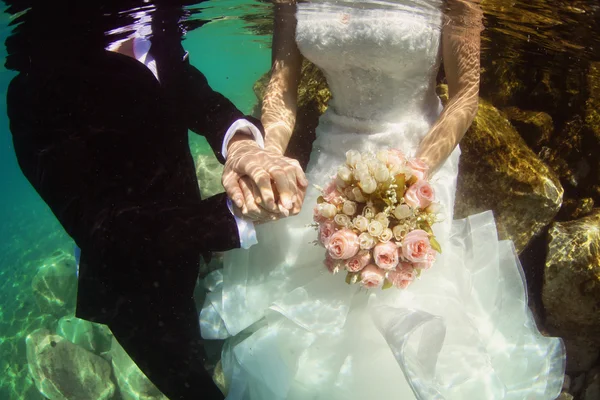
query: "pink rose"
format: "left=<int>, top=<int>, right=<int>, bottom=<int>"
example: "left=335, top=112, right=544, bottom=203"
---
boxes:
left=414, top=249, right=436, bottom=270
left=373, top=241, right=400, bottom=270
left=401, top=230, right=431, bottom=263
left=323, top=181, right=343, bottom=205
left=318, top=220, right=337, bottom=246
left=324, top=253, right=339, bottom=273
left=407, top=158, right=429, bottom=180
left=387, top=262, right=417, bottom=289
left=345, top=250, right=371, bottom=272
left=404, top=180, right=435, bottom=209
left=313, top=206, right=327, bottom=223
left=327, top=228, right=360, bottom=260
left=360, top=264, right=386, bottom=288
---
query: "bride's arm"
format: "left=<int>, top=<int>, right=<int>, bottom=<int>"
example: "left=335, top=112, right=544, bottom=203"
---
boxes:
left=262, top=0, right=303, bottom=155
left=415, top=0, right=483, bottom=175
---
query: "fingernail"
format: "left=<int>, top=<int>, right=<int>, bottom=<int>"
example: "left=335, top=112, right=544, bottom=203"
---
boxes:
left=284, top=199, right=293, bottom=209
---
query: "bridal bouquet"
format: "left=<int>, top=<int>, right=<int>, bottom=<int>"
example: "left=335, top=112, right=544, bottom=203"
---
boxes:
left=313, top=149, right=442, bottom=290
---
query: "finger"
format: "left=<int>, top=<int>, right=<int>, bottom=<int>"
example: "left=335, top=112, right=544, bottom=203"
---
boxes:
left=249, top=169, right=277, bottom=212
left=269, top=166, right=294, bottom=210
left=222, top=171, right=245, bottom=209
left=288, top=158, right=308, bottom=187
left=239, top=178, right=264, bottom=218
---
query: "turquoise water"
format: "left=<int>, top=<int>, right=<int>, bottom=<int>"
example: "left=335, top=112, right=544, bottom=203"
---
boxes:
left=0, top=1, right=270, bottom=397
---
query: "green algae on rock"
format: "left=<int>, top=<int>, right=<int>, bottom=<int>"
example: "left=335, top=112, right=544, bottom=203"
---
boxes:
left=110, top=337, right=168, bottom=400
left=454, top=98, right=564, bottom=253
left=56, top=317, right=112, bottom=356
left=543, top=209, right=600, bottom=344
left=502, top=107, right=553, bottom=152
left=26, top=329, right=115, bottom=400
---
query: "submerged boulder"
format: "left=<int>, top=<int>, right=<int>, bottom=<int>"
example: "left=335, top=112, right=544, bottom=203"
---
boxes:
left=109, top=337, right=168, bottom=400
left=26, top=328, right=115, bottom=400
left=543, top=209, right=600, bottom=344
left=56, top=317, right=112, bottom=356
left=454, top=98, right=564, bottom=252
left=31, top=251, right=78, bottom=317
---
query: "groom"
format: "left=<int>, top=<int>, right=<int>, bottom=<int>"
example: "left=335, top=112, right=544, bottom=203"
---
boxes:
left=5, top=1, right=305, bottom=399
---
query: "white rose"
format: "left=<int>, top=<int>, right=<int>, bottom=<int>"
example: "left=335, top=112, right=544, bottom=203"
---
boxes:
left=427, top=202, right=442, bottom=214
left=360, top=176, right=377, bottom=194
left=380, top=228, right=393, bottom=242
left=319, top=203, right=338, bottom=219
left=392, top=225, right=406, bottom=241
left=367, top=159, right=380, bottom=174
left=368, top=220, right=384, bottom=237
left=335, top=176, right=348, bottom=189
left=342, top=200, right=358, bottom=216
left=355, top=162, right=369, bottom=174
left=337, top=165, right=353, bottom=182
left=334, top=213, right=351, bottom=227
left=358, top=232, right=377, bottom=250
left=375, top=212, right=390, bottom=228
left=355, top=169, right=371, bottom=183
left=393, top=204, right=412, bottom=220
left=353, top=215, right=369, bottom=232
left=352, top=187, right=367, bottom=203
left=374, top=164, right=390, bottom=183
left=376, top=150, right=389, bottom=164
left=362, top=206, right=376, bottom=219
left=346, top=150, right=362, bottom=167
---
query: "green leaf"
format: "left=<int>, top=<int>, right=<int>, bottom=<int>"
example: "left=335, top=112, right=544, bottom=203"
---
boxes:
left=406, top=175, right=418, bottom=186
left=430, top=236, right=442, bottom=254
left=394, top=174, right=406, bottom=198
left=345, top=272, right=354, bottom=285
left=317, top=196, right=325, bottom=204
left=418, top=221, right=433, bottom=235
left=382, top=279, right=393, bottom=290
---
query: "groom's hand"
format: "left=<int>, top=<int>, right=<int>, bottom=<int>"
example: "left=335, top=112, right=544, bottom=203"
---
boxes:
left=223, top=138, right=308, bottom=218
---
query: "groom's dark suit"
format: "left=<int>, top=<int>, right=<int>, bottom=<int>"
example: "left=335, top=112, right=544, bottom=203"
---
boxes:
left=5, top=1, right=255, bottom=398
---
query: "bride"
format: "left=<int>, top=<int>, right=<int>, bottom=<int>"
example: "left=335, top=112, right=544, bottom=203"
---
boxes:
left=201, top=0, right=566, bottom=398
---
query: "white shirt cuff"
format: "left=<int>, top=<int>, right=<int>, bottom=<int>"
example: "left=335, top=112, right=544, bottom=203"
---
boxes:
left=226, top=198, right=258, bottom=249
left=221, top=119, right=265, bottom=159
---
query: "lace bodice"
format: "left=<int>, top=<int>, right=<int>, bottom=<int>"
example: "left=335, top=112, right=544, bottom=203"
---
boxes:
left=296, top=0, right=444, bottom=125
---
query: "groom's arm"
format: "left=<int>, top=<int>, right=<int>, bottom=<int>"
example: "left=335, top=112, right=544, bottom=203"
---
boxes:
left=180, top=61, right=264, bottom=164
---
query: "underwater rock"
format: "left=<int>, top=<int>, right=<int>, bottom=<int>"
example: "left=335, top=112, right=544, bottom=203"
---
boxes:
left=31, top=251, right=78, bottom=317
left=195, top=152, right=225, bottom=198
left=543, top=209, right=600, bottom=348
left=57, top=317, right=112, bottom=356
left=454, top=98, right=564, bottom=252
left=502, top=107, right=553, bottom=152
left=556, top=393, right=574, bottom=400
left=562, top=337, right=600, bottom=374
left=26, top=328, right=115, bottom=400
left=109, top=337, right=168, bottom=400
left=583, top=367, right=600, bottom=400
left=557, top=197, right=595, bottom=221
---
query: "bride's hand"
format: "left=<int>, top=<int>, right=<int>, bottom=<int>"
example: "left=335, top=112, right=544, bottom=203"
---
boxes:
left=232, top=176, right=304, bottom=223
left=223, top=140, right=308, bottom=217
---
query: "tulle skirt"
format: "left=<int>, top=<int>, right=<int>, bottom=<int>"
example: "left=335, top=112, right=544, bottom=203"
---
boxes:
left=201, top=122, right=565, bottom=399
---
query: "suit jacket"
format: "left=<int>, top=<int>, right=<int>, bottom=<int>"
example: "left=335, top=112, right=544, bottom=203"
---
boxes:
left=5, top=2, right=260, bottom=323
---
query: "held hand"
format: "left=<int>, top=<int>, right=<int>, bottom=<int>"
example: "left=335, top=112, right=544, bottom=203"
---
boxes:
left=223, top=139, right=308, bottom=217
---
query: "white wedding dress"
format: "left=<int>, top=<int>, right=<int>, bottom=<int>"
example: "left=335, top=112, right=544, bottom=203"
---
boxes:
left=200, top=0, right=566, bottom=398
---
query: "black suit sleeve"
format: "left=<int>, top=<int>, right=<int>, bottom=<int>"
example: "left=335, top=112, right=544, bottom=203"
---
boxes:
left=180, top=60, right=264, bottom=164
